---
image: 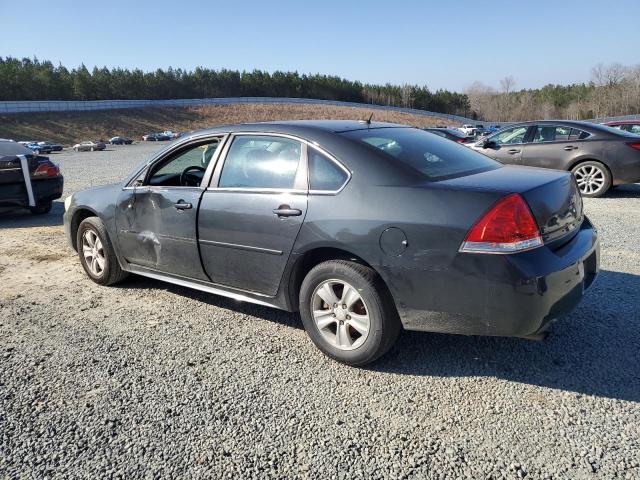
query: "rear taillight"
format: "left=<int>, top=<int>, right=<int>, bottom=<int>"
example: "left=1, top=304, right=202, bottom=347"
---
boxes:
left=627, top=142, right=640, bottom=151
left=460, top=193, right=542, bottom=254
left=456, top=138, right=466, bottom=143
left=33, top=161, right=61, bottom=178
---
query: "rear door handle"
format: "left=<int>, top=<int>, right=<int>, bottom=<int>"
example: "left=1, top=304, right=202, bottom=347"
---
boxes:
left=273, top=204, right=302, bottom=217
left=507, top=148, right=521, bottom=154
left=174, top=201, right=192, bottom=210
left=564, top=145, right=577, bottom=151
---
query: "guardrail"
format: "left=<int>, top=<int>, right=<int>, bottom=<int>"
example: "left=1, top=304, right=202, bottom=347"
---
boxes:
left=0, top=97, right=477, bottom=124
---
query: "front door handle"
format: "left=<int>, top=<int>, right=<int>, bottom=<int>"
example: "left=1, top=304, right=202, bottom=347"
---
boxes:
left=564, top=145, right=577, bottom=151
left=507, top=148, right=521, bottom=154
left=273, top=204, right=302, bottom=217
left=174, top=201, right=193, bottom=210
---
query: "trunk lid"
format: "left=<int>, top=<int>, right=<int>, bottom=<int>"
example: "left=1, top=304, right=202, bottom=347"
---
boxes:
left=436, top=165, right=583, bottom=243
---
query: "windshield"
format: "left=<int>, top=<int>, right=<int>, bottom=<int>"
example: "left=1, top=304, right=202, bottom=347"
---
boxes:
left=594, top=123, right=640, bottom=137
left=341, top=127, right=500, bottom=180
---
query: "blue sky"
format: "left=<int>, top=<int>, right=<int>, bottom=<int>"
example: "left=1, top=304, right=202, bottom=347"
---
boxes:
left=2, top=0, right=638, bottom=92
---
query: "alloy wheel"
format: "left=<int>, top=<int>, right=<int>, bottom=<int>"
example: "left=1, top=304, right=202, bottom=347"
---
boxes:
left=82, top=229, right=106, bottom=277
left=574, top=165, right=606, bottom=195
left=311, top=279, right=370, bottom=350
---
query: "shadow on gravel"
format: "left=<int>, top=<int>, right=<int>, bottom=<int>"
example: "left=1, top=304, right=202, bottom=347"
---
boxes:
left=114, top=275, right=301, bottom=330
left=605, top=183, right=640, bottom=198
left=375, top=269, right=640, bottom=403
left=115, top=268, right=640, bottom=402
left=0, top=200, right=64, bottom=229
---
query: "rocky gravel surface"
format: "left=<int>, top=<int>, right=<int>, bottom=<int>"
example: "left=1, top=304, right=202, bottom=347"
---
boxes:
left=1, top=144, right=639, bottom=479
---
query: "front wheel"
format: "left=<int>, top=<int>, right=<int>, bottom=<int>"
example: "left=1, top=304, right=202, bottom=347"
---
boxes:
left=299, top=260, right=401, bottom=366
left=77, top=217, right=129, bottom=286
left=571, top=161, right=611, bottom=198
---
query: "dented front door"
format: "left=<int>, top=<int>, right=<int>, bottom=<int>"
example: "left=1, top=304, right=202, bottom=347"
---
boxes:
left=115, top=186, right=208, bottom=281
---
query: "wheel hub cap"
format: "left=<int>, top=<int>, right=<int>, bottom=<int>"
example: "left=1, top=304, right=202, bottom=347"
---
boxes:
left=311, top=279, right=370, bottom=351
left=574, top=165, right=605, bottom=195
left=82, top=230, right=106, bottom=277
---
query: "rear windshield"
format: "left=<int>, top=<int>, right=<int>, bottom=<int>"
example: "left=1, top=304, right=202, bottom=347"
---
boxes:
left=341, top=127, right=500, bottom=180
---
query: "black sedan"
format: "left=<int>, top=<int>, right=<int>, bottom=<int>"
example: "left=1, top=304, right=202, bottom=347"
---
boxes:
left=110, top=136, right=133, bottom=145
left=469, top=120, right=640, bottom=197
left=63, top=121, right=599, bottom=365
left=0, top=141, right=63, bottom=214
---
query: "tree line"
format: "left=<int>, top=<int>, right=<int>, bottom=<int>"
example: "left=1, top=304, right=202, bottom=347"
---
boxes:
left=466, top=63, right=640, bottom=121
left=0, top=57, right=470, bottom=116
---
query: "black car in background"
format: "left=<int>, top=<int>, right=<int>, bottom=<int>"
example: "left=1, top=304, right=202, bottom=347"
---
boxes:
left=0, top=141, right=63, bottom=214
left=38, top=141, right=64, bottom=152
left=142, top=133, right=171, bottom=142
left=424, top=127, right=474, bottom=144
left=110, top=136, right=133, bottom=145
left=64, top=121, right=598, bottom=365
left=470, top=120, right=640, bottom=197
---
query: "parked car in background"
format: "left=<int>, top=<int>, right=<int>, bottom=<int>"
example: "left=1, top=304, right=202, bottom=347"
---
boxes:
left=604, top=120, right=640, bottom=135
left=469, top=120, right=640, bottom=197
left=38, top=141, right=63, bottom=152
left=459, top=124, right=477, bottom=136
left=18, top=141, right=53, bottom=154
left=143, top=133, right=171, bottom=141
left=73, top=141, right=106, bottom=152
left=424, top=127, right=474, bottom=143
left=0, top=141, right=63, bottom=214
left=64, top=121, right=598, bottom=366
left=110, top=136, right=133, bottom=145
left=486, top=124, right=502, bottom=134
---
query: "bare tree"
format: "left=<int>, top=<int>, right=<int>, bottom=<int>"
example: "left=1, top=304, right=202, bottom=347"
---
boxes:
left=499, top=76, right=515, bottom=94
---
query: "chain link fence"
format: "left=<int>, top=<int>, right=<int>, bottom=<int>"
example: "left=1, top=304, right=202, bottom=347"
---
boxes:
left=0, top=97, right=477, bottom=124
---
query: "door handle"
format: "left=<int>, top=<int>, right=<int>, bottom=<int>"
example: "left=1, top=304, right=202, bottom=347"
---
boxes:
left=564, top=145, right=577, bottom=151
left=174, top=201, right=193, bottom=210
left=273, top=204, right=302, bottom=217
left=507, top=148, right=521, bottom=154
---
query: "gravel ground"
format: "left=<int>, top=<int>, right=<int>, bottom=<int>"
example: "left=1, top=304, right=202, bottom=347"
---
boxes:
left=1, top=144, right=639, bottom=479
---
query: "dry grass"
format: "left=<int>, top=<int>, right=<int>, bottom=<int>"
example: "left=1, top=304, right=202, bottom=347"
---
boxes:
left=0, top=103, right=453, bottom=145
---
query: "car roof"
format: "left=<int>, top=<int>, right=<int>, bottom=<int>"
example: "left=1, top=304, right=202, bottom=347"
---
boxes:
left=0, top=140, right=36, bottom=159
left=605, top=120, right=640, bottom=125
left=185, top=120, right=409, bottom=137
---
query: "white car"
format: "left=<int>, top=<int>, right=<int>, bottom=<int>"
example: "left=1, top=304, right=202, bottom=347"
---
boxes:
left=459, top=124, right=477, bottom=136
left=73, top=141, right=106, bottom=152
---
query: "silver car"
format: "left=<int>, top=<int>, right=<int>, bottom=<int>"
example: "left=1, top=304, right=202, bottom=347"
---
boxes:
left=469, top=120, right=640, bottom=197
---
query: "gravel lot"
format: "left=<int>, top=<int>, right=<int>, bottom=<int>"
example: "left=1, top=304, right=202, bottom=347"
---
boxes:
left=1, top=143, right=639, bottom=479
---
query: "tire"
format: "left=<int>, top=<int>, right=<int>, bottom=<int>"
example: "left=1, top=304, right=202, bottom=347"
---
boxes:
left=76, top=217, right=129, bottom=286
left=299, top=260, right=401, bottom=366
left=571, top=161, right=611, bottom=198
left=29, top=201, right=52, bottom=215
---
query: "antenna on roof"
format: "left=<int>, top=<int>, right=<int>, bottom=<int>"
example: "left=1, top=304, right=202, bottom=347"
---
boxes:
left=365, top=112, right=374, bottom=124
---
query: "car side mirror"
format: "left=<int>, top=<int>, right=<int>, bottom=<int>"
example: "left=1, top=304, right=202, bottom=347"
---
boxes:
left=482, top=139, right=495, bottom=148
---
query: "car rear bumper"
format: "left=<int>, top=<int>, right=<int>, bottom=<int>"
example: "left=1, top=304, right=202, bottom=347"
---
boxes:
left=0, top=176, right=64, bottom=208
left=386, top=217, right=599, bottom=337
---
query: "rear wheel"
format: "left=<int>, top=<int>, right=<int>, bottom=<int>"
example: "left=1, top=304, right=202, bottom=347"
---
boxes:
left=299, top=260, right=400, bottom=366
left=77, top=217, right=128, bottom=286
left=571, top=161, right=611, bottom=197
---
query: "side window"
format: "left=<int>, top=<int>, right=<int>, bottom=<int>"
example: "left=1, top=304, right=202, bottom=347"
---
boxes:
left=532, top=125, right=572, bottom=143
left=491, top=126, right=529, bottom=145
left=218, top=135, right=302, bottom=189
left=630, top=125, right=640, bottom=134
left=147, top=139, right=221, bottom=187
left=308, top=148, right=348, bottom=192
left=569, top=128, right=590, bottom=140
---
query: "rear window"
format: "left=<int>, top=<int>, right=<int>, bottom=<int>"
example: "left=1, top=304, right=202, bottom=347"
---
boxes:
left=341, top=127, right=500, bottom=180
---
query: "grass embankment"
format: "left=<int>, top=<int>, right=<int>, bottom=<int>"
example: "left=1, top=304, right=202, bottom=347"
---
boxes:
left=0, top=103, right=452, bottom=145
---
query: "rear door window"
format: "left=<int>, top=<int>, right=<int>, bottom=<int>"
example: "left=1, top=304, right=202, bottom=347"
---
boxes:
left=218, top=135, right=302, bottom=189
left=532, top=125, right=573, bottom=143
left=341, top=127, right=499, bottom=180
left=308, top=148, right=349, bottom=192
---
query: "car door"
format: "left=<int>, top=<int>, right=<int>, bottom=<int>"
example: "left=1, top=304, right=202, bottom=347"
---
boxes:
left=115, top=136, right=225, bottom=280
left=477, top=125, right=531, bottom=165
left=521, top=125, right=589, bottom=170
left=198, top=133, right=308, bottom=296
